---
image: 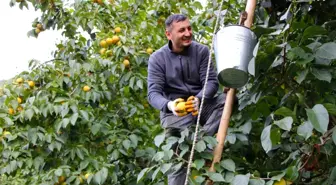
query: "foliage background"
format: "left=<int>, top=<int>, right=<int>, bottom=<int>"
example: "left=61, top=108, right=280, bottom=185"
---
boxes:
left=0, top=0, right=336, bottom=185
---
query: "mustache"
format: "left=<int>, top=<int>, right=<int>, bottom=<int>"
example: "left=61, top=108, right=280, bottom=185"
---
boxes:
left=182, top=36, right=192, bottom=40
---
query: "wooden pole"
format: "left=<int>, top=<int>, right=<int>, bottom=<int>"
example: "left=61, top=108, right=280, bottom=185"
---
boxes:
left=244, top=0, right=257, bottom=28
left=206, top=0, right=256, bottom=184
left=208, top=88, right=236, bottom=170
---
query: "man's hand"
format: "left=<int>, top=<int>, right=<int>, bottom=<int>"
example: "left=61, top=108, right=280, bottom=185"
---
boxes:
left=185, top=96, right=199, bottom=116
left=167, top=98, right=188, bottom=117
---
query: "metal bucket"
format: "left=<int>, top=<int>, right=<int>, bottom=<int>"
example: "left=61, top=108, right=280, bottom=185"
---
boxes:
left=214, top=25, right=258, bottom=88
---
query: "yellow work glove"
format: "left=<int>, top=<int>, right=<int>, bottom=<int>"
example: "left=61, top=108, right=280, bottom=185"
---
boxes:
left=167, top=98, right=188, bottom=117
left=185, top=96, right=199, bottom=116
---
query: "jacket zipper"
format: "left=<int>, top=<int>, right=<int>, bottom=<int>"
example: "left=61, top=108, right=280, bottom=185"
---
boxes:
left=179, top=55, right=190, bottom=96
left=186, top=59, right=190, bottom=79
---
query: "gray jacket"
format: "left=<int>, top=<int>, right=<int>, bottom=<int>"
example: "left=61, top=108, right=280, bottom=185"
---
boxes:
left=147, top=40, right=219, bottom=113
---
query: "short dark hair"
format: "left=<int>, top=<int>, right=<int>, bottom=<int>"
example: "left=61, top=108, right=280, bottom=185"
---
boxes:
left=165, top=14, right=188, bottom=31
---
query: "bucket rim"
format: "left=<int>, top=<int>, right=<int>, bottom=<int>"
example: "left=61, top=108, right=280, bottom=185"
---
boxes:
left=216, top=24, right=257, bottom=38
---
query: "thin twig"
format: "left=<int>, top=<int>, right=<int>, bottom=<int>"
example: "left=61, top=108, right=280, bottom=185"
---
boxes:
left=299, top=154, right=311, bottom=171
left=69, top=85, right=79, bottom=96
left=304, top=103, right=310, bottom=109
left=35, top=58, right=62, bottom=69
left=174, top=152, right=188, bottom=163
left=322, top=125, right=336, bottom=140
left=331, top=115, right=336, bottom=125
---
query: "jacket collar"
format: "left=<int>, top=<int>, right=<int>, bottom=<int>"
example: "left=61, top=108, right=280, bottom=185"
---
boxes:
left=167, top=40, right=192, bottom=56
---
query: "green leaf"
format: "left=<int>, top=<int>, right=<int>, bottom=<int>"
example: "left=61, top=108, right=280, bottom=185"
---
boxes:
left=209, top=173, right=225, bottom=182
left=296, top=93, right=305, bottom=104
left=239, top=121, right=252, bottom=134
left=80, top=110, right=89, bottom=121
left=55, top=120, right=62, bottom=133
left=91, top=124, right=101, bottom=135
left=24, top=109, right=34, bottom=121
left=271, top=172, right=286, bottom=181
left=163, top=150, right=174, bottom=160
left=55, top=168, right=63, bottom=176
left=129, top=77, right=135, bottom=89
left=193, top=1, right=203, bottom=9
left=236, top=134, right=248, bottom=142
left=288, top=47, right=305, bottom=60
left=297, top=54, right=314, bottom=65
left=33, top=157, right=44, bottom=171
left=315, top=42, right=336, bottom=60
left=232, top=174, right=250, bottom=185
left=274, top=117, right=293, bottom=131
left=100, top=167, right=108, bottom=184
left=306, top=104, right=329, bottom=134
left=136, top=79, right=143, bottom=89
left=160, top=163, right=172, bottom=174
left=302, top=26, right=327, bottom=39
left=203, top=136, right=217, bottom=147
left=315, top=56, right=332, bottom=65
left=324, top=103, right=336, bottom=115
left=307, top=41, right=322, bottom=51
left=154, top=133, right=165, bottom=147
left=295, top=69, right=308, bottom=84
left=70, top=113, right=78, bottom=125
left=329, top=166, right=336, bottom=182
left=152, top=167, right=160, bottom=180
left=79, top=160, right=89, bottom=170
left=112, top=149, right=119, bottom=160
left=311, top=68, right=332, bottom=82
left=76, top=148, right=84, bottom=160
left=331, top=129, right=336, bottom=147
left=93, top=171, right=102, bottom=185
left=28, top=128, right=38, bottom=145
left=226, top=133, right=236, bottom=144
left=225, top=171, right=235, bottom=183
left=194, top=176, right=206, bottom=183
left=54, top=97, right=68, bottom=103
left=137, top=168, right=149, bottom=183
left=195, top=140, right=206, bottom=152
left=4, top=117, right=14, bottom=126
left=123, top=139, right=131, bottom=150
left=62, top=118, right=70, bottom=128
left=297, top=121, right=313, bottom=140
left=220, top=159, right=235, bottom=172
left=249, top=179, right=265, bottom=185
left=194, top=159, right=205, bottom=170
left=270, top=127, right=281, bottom=145
left=61, top=107, right=69, bottom=118
left=285, top=166, right=299, bottom=181
left=274, top=107, right=295, bottom=120
left=261, top=125, right=272, bottom=153
left=153, top=152, right=164, bottom=161
left=129, top=134, right=138, bottom=147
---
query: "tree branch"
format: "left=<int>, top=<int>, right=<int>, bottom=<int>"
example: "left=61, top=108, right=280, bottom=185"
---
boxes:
left=299, top=153, right=311, bottom=171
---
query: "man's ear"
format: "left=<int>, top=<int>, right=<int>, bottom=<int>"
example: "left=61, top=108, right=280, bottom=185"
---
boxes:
left=165, top=30, right=171, bottom=40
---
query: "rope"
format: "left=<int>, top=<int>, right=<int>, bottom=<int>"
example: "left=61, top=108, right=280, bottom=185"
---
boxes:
left=184, top=0, right=226, bottom=184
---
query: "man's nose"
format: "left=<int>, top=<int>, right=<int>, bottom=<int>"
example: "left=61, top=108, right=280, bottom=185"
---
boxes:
left=184, top=30, right=191, bottom=37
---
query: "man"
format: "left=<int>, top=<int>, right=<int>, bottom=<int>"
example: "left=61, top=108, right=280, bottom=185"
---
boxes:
left=147, top=14, right=226, bottom=185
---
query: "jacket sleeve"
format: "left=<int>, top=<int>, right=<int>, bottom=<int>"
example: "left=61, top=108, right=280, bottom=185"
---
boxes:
left=147, top=54, right=170, bottom=112
left=196, top=46, right=219, bottom=99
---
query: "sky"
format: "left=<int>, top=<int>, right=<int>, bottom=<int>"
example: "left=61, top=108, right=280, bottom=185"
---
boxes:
left=0, top=1, right=62, bottom=80
left=0, top=0, right=206, bottom=81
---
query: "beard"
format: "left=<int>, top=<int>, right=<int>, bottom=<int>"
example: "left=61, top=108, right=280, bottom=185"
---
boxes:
left=180, top=36, right=192, bottom=46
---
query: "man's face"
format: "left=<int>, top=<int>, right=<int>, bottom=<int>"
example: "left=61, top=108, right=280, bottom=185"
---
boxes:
left=165, top=19, right=193, bottom=51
